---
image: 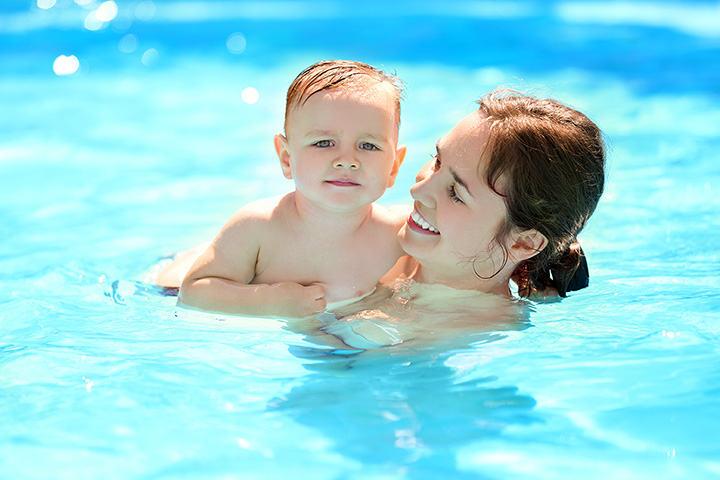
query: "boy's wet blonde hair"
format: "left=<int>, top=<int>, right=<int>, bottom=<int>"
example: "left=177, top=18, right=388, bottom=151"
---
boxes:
left=283, top=60, right=403, bottom=133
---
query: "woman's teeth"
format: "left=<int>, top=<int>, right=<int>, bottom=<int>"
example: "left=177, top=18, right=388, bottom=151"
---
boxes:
left=412, top=211, right=439, bottom=233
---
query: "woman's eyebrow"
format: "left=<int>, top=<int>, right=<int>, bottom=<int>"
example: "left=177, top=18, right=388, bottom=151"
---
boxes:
left=450, top=168, right=474, bottom=198
left=438, top=143, right=474, bottom=198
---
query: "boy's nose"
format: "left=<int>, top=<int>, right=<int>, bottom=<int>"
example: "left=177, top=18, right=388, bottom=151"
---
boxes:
left=333, top=158, right=359, bottom=170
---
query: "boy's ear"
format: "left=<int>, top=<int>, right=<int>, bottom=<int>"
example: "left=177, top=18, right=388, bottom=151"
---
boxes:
left=509, top=229, right=548, bottom=262
left=274, top=133, right=293, bottom=179
left=386, top=144, right=407, bottom=188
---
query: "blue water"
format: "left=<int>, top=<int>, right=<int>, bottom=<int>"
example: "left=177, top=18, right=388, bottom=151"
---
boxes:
left=2, top=1, right=720, bottom=478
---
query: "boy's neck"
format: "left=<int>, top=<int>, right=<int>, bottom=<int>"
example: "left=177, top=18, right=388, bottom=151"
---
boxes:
left=289, top=192, right=376, bottom=233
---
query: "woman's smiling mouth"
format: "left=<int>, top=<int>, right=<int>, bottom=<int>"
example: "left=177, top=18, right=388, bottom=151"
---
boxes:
left=408, top=209, right=440, bottom=235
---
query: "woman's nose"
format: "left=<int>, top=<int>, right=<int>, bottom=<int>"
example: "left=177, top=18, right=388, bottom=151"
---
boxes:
left=410, top=161, right=437, bottom=206
left=415, top=160, right=433, bottom=182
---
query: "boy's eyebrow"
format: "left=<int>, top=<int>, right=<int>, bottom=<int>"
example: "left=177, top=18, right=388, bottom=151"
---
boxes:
left=304, top=129, right=337, bottom=137
left=437, top=143, right=474, bottom=198
left=305, top=130, right=390, bottom=142
left=362, top=132, right=390, bottom=142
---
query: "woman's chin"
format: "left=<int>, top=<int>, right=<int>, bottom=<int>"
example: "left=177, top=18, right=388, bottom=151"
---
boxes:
left=398, top=224, right=438, bottom=260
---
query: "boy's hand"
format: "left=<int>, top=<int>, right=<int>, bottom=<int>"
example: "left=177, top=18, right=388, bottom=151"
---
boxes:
left=269, top=282, right=327, bottom=318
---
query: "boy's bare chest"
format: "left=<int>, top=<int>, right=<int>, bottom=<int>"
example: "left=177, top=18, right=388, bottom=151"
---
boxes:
left=252, top=228, right=398, bottom=300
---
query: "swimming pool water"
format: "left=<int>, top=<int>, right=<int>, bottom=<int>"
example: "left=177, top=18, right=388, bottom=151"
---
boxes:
left=1, top=1, right=719, bottom=478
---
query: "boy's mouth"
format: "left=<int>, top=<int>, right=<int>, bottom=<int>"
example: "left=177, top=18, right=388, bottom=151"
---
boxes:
left=326, top=179, right=360, bottom=187
left=408, top=209, right=440, bottom=235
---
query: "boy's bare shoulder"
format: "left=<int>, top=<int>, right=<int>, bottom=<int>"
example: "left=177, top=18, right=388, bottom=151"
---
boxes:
left=372, top=203, right=412, bottom=227
left=225, top=194, right=293, bottom=226
left=210, top=194, right=293, bottom=247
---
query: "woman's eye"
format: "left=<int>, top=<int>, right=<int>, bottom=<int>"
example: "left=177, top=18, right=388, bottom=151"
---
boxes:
left=432, top=155, right=441, bottom=171
left=314, top=140, right=334, bottom=147
left=448, top=184, right=464, bottom=204
left=359, top=142, right=379, bottom=151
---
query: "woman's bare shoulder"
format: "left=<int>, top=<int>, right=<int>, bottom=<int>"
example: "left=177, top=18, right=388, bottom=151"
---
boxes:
left=380, top=255, right=417, bottom=284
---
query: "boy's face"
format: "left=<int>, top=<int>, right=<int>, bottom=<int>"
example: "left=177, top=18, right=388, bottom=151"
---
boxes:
left=274, top=83, right=406, bottom=212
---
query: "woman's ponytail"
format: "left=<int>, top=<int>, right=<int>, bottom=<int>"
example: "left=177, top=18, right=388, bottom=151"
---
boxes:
left=546, top=242, right=589, bottom=297
left=515, top=242, right=589, bottom=298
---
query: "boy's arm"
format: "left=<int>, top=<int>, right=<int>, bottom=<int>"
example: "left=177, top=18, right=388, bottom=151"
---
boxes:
left=178, top=208, right=327, bottom=318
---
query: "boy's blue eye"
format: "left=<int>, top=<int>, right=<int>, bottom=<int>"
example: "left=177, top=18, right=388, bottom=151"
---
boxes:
left=314, top=140, right=333, bottom=147
left=359, top=142, right=379, bottom=151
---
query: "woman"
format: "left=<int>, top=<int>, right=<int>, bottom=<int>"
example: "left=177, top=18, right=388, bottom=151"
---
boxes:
left=389, top=89, right=604, bottom=298
left=158, top=89, right=605, bottom=347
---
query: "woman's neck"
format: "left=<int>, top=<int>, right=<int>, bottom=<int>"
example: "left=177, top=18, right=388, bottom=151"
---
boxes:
left=411, top=263, right=512, bottom=297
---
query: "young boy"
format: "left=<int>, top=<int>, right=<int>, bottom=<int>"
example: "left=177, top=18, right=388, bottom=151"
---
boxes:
left=174, top=60, right=407, bottom=318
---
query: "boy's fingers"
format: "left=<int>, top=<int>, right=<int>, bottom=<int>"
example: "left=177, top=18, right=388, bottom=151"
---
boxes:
left=306, top=283, right=326, bottom=298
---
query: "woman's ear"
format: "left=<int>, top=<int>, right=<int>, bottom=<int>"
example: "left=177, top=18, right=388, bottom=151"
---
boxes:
left=386, top=144, right=407, bottom=188
left=274, top=134, right=293, bottom=179
left=510, top=229, right=548, bottom=261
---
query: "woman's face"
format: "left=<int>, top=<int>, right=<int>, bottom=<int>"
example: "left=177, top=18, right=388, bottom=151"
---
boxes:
left=398, top=110, right=511, bottom=291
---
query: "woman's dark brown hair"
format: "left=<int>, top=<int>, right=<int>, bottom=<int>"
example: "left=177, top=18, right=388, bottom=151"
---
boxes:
left=478, top=90, right=606, bottom=297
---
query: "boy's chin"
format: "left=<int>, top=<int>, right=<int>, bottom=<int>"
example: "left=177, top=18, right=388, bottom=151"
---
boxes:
left=313, top=193, right=382, bottom=211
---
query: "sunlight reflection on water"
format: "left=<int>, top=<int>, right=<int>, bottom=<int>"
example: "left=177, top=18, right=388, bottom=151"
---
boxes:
left=1, top=1, right=719, bottom=479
